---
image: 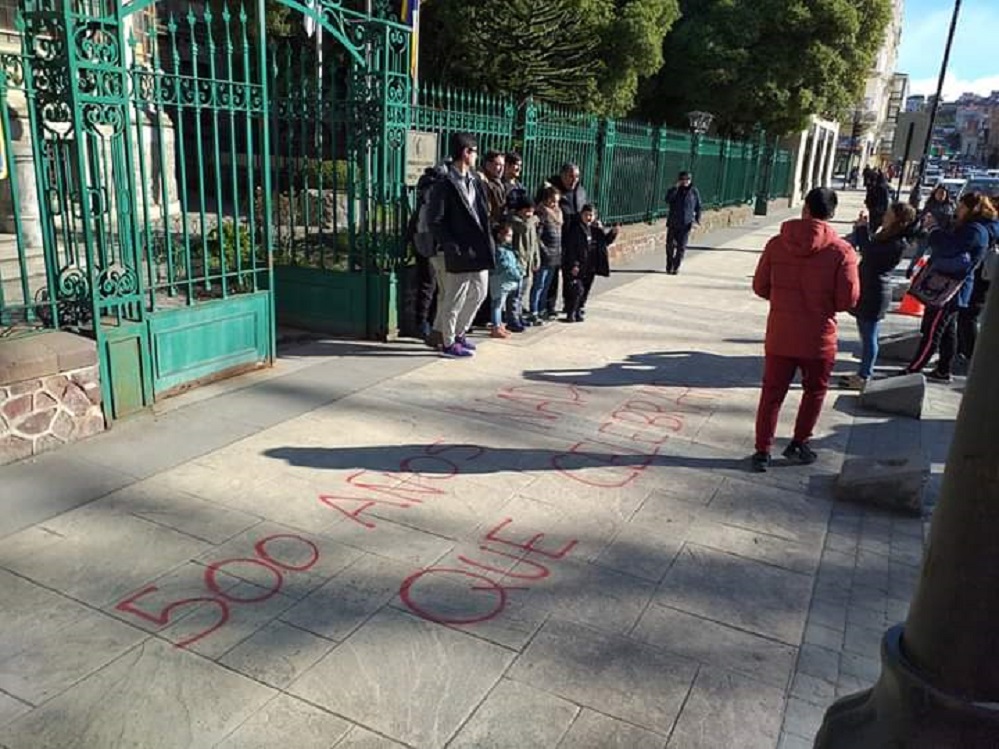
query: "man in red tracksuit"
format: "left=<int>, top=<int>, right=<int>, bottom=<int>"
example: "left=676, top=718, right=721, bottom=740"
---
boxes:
left=751, top=187, right=860, bottom=472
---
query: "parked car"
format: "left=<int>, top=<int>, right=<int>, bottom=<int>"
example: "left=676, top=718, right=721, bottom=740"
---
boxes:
left=937, top=177, right=967, bottom=195
left=960, top=176, right=999, bottom=198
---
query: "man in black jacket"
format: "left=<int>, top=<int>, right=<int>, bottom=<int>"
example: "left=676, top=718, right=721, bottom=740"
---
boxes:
left=664, top=171, right=702, bottom=275
left=429, top=133, right=496, bottom=358
left=543, top=163, right=589, bottom=317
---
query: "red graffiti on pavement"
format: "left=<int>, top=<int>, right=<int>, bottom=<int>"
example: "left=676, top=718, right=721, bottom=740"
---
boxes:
left=399, top=517, right=578, bottom=625
left=319, top=441, right=484, bottom=529
left=550, top=384, right=720, bottom=488
left=114, top=533, right=319, bottom=649
left=447, top=383, right=590, bottom=430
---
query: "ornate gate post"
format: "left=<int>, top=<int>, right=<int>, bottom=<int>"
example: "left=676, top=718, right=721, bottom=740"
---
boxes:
left=19, top=0, right=151, bottom=417
left=349, top=13, right=410, bottom=340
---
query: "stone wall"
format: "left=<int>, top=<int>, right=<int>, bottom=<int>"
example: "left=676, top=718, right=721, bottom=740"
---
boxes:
left=0, top=365, right=105, bottom=465
left=0, top=332, right=106, bottom=466
left=608, top=199, right=789, bottom=265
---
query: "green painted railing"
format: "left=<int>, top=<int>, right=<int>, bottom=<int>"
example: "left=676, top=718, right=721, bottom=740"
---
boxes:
left=411, top=82, right=517, bottom=163
left=403, top=84, right=792, bottom=225
left=1, top=12, right=793, bottom=345
left=521, top=100, right=600, bottom=199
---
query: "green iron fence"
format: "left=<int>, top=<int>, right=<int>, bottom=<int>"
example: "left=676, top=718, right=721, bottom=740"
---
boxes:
left=597, top=118, right=657, bottom=224
left=521, top=100, right=600, bottom=198
left=0, top=0, right=410, bottom=424
left=405, top=88, right=792, bottom=227
left=771, top=149, right=794, bottom=200
left=410, top=82, right=517, bottom=163
left=1, top=0, right=793, bottom=359
left=135, top=6, right=271, bottom=314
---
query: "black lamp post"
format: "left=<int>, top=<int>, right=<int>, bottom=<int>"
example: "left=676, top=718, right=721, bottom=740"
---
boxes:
left=687, top=110, right=714, bottom=175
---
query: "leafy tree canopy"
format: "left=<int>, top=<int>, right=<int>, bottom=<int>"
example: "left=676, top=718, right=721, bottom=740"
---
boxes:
left=637, top=0, right=892, bottom=136
left=419, top=0, right=680, bottom=117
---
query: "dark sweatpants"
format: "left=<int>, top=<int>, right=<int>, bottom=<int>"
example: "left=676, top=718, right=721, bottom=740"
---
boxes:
left=666, top=223, right=693, bottom=273
left=415, top=253, right=437, bottom=331
left=564, top=272, right=595, bottom=320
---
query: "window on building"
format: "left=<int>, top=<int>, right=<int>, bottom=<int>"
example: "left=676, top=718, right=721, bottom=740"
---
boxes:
left=0, top=0, right=17, bottom=31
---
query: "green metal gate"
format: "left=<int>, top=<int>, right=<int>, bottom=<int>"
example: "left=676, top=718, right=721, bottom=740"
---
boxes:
left=9, top=0, right=409, bottom=420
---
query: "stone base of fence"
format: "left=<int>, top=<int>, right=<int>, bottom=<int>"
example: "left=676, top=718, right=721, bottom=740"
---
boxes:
left=608, top=198, right=789, bottom=265
left=0, top=332, right=105, bottom=466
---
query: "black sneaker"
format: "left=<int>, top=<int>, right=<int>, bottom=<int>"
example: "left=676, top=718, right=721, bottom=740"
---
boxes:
left=926, top=369, right=952, bottom=383
left=783, top=441, right=818, bottom=465
left=750, top=452, right=771, bottom=473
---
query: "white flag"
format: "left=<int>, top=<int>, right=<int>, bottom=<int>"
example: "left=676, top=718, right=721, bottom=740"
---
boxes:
left=304, top=0, right=317, bottom=37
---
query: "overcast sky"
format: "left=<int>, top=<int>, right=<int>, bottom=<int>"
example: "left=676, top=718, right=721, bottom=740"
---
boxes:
left=899, top=0, right=999, bottom=99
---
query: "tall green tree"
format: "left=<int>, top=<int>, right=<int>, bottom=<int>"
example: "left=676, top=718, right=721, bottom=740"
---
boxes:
left=419, top=0, right=680, bottom=116
left=638, top=0, right=892, bottom=136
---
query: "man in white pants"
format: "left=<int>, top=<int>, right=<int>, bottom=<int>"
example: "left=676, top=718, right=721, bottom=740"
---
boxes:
left=429, top=133, right=496, bottom=358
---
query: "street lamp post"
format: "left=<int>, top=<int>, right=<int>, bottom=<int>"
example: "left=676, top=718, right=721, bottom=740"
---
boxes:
left=687, top=110, right=714, bottom=176
left=914, top=0, right=962, bottom=190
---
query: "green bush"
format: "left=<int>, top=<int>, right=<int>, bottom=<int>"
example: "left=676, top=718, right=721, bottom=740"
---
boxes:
left=299, top=159, right=351, bottom=188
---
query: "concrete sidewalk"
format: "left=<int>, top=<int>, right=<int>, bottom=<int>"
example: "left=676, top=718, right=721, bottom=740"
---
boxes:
left=0, top=193, right=961, bottom=749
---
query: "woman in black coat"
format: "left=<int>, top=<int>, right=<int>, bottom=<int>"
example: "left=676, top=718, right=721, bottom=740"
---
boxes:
left=840, top=201, right=917, bottom=390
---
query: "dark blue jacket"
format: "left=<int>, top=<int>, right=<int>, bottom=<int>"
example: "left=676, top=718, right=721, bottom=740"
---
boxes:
left=665, top=185, right=702, bottom=227
left=853, top=226, right=908, bottom=320
left=429, top=167, right=496, bottom=273
left=927, top=218, right=999, bottom=308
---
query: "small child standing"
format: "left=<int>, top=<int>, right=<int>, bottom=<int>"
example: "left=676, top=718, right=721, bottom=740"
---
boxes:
left=562, top=204, right=618, bottom=323
left=532, top=186, right=562, bottom=324
left=506, top=190, right=541, bottom=331
left=489, top=222, right=522, bottom=338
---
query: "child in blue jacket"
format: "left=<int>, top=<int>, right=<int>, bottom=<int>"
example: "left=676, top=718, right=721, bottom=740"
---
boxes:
left=489, top=222, right=522, bottom=338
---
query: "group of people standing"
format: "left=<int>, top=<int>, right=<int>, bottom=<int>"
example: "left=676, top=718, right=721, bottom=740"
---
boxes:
left=408, top=132, right=619, bottom=358
left=750, top=183, right=998, bottom=473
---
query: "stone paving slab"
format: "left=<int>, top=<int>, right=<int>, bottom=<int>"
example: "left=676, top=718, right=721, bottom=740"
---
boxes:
left=557, top=708, right=667, bottom=748
left=630, top=603, right=797, bottom=690
left=0, top=192, right=953, bottom=748
left=448, top=678, right=580, bottom=748
left=287, top=607, right=515, bottom=748
left=508, top=618, right=698, bottom=736
left=0, top=638, right=277, bottom=749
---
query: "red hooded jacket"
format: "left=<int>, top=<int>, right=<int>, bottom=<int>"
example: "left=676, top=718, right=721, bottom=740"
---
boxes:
left=753, top=219, right=860, bottom=360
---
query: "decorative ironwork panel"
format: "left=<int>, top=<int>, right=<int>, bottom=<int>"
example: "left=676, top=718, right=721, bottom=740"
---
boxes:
left=521, top=100, right=600, bottom=197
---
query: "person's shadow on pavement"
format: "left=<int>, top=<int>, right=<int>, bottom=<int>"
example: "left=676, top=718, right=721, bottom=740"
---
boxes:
left=522, top=350, right=764, bottom=390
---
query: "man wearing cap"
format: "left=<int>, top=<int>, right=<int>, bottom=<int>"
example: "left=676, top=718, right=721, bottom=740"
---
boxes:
left=429, top=133, right=496, bottom=358
left=664, top=170, right=702, bottom=275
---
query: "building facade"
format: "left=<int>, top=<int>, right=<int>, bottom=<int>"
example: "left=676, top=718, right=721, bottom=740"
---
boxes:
left=852, top=0, right=906, bottom=171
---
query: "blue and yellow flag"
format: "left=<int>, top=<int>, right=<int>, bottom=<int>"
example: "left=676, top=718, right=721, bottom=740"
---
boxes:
left=401, top=0, right=420, bottom=79
left=400, top=0, right=419, bottom=26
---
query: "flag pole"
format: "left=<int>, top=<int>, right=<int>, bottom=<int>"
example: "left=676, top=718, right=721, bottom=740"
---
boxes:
left=411, top=1, right=420, bottom=106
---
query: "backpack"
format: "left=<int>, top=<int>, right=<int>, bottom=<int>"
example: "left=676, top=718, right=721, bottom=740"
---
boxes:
left=407, top=164, right=449, bottom=258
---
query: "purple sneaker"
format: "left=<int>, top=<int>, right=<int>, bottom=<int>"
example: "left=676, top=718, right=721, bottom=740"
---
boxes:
left=442, top=342, right=474, bottom=358
left=455, top=336, right=477, bottom=351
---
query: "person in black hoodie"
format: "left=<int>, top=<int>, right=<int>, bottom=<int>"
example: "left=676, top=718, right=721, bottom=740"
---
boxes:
left=561, top=204, right=618, bottom=322
left=865, top=170, right=891, bottom=234
left=839, top=201, right=917, bottom=390
left=429, top=132, right=496, bottom=358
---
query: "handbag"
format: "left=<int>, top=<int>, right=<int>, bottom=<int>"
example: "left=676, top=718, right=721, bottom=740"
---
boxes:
left=907, top=262, right=965, bottom=307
